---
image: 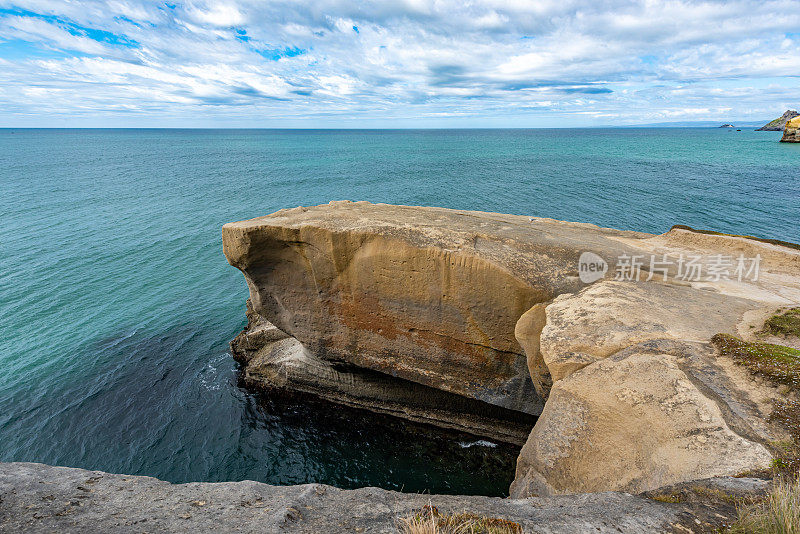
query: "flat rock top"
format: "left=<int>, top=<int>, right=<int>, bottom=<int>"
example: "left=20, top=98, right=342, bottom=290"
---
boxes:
left=0, top=462, right=735, bottom=534
left=224, top=201, right=799, bottom=300
left=222, top=201, right=660, bottom=297
left=223, top=200, right=650, bottom=247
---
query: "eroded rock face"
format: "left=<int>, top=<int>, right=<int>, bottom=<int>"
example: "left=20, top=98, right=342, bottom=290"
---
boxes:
left=223, top=201, right=649, bottom=418
left=232, top=300, right=537, bottom=444
left=511, top=229, right=800, bottom=497
left=537, top=280, right=761, bottom=382
left=223, top=203, right=800, bottom=497
left=781, top=116, right=800, bottom=142
left=510, top=341, right=773, bottom=496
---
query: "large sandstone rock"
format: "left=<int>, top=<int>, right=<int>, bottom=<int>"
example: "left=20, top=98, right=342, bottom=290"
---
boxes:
left=223, top=203, right=800, bottom=497
left=0, top=462, right=770, bottom=533
left=223, top=201, right=649, bottom=419
left=511, top=229, right=800, bottom=497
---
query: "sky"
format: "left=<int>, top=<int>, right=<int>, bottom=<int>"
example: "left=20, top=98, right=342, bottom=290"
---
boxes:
left=0, top=0, right=798, bottom=127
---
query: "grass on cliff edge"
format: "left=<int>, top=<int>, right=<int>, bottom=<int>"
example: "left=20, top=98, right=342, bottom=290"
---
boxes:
left=396, top=505, right=522, bottom=534
left=712, top=332, right=800, bottom=533
left=712, top=333, right=800, bottom=477
left=761, top=309, right=800, bottom=339
left=711, top=334, right=800, bottom=389
left=727, top=479, right=800, bottom=534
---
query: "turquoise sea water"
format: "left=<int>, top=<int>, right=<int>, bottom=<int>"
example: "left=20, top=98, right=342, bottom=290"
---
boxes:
left=1, top=128, right=797, bottom=496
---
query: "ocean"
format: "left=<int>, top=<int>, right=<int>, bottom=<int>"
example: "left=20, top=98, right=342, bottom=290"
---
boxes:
left=0, top=128, right=797, bottom=497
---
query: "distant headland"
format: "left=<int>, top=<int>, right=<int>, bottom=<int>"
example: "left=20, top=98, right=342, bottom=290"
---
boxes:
left=756, top=109, right=799, bottom=131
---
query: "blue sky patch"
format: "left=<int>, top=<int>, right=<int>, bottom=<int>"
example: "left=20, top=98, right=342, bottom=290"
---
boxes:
left=256, top=46, right=306, bottom=61
left=0, top=8, right=139, bottom=48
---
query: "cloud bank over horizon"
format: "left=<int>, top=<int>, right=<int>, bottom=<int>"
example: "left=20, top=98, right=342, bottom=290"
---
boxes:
left=0, top=0, right=798, bottom=127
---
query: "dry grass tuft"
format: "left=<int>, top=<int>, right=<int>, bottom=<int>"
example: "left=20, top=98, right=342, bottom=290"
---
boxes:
left=727, top=478, right=800, bottom=534
left=649, top=492, right=683, bottom=504
left=396, top=504, right=522, bottom=534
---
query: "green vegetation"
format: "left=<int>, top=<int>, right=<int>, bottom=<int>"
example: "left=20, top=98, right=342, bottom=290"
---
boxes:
left=711, top=334, right=800, bottom=388
left=397, top=505, right=522, bottom=534
left=712, top=333, right=800, bottom=476
left=727, top=479, right=800, bottom=534
left=714, top=331, right=800, bottom=533
left=762, top=309, right=800, bottom=339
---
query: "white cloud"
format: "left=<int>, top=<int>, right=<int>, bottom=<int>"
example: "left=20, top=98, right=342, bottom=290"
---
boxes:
left=0, top=0, right=798, bottom=126
left=185, top=1, right=247, bottom=27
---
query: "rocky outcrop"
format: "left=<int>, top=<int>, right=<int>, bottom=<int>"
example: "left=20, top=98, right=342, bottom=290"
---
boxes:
left=224, top=202, right=800, bottom=497
left=0, top=462, right=772, bottom=533
left=511, top=340, right=773, bottom=497
left=756, top=109, right=799, bottom=131
left=511, top=229, right=800, bottom=497
left=781, top=115, right=800, bottom=142
left=223, top=202, right=650, bottom=436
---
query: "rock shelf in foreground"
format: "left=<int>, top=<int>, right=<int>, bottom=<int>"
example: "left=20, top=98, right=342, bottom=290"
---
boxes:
left=0, top=462, right=770, bottom=533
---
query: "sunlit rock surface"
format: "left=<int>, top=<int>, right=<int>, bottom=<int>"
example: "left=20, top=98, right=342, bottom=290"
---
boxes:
left=223, top=202, right=800, bottom=496
left=781, top=115, right=800, bottom=142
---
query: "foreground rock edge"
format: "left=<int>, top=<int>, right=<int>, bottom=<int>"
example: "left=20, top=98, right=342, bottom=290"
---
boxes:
left=0, top=462, right=771, bottom=534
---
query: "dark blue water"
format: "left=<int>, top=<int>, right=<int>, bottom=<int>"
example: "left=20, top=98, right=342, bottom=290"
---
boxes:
left=0, top=128, right=797, bottom=496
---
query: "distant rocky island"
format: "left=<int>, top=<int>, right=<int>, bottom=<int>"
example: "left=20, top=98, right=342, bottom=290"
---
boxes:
left=756, top=109, right=799, bottom=131
left=719, top=123, right=734, bottom=128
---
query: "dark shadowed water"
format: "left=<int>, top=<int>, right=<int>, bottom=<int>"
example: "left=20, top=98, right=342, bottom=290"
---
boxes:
left=0, top=128, right=797, bottom=496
